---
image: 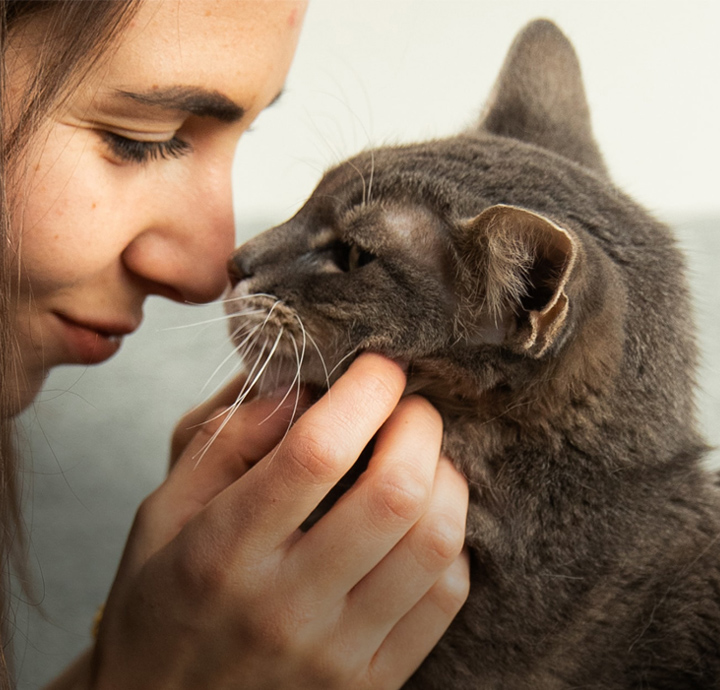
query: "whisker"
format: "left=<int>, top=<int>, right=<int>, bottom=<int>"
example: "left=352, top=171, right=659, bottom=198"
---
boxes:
left=183, top=292, right=276, bottom=308
left=194, top=328, right=284, bottom=467
left=298, top=102, right=347, bottom=168
left=231, top=319, right=266, bottom=350
left=159, top=311, right=263, bottom=332
left=258, top=299, right=282, bottom=332
left=292, top=313, right=308, bottom=376
left=200, top=343, right=250, bottom=398
left=304, top=328, right=331, bottom=392
left=226, top=301, right=281, bottom=395
left=199, top=337, right=270, bottom=427
left=238, top=328, right=284, bottom=402
left=215, top=298, right=281, bottom=399
left=265, top=332, right=305, bottom=461
left=258, top=329, right=304, bottom=426
left=228, top=307, right=270, bottom=318
left=345, top=159, right=367, bottom=207
left=291, top=329, right=304, bottom=405
left=228, top=318, right=263, bottom=346
left=327, top=346, right=361, bottom=381
left=220, top=292, right=281, bottom=305
left=367, top=148, right=375, bottom=206
left=327, top=346, right=361, bottom=413
left=200, top=319, right=267, bottom=396
left=234, top=336, right=271, bottom=403
left=314, top=85, right=375, bottom=157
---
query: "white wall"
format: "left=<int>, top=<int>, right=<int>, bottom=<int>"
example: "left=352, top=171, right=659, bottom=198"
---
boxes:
left=233, top=0, right=720, bottom=237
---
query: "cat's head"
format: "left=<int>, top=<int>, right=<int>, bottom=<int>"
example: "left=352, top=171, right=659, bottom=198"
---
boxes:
left=225, top=20, right=695, bottom=434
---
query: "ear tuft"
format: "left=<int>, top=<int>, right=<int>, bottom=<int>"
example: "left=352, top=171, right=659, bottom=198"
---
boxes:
left=460, top=205, right=578, bottom=357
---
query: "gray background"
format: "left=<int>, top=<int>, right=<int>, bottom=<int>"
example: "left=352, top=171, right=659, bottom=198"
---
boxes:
left=13, top=2, right=720, bottom=687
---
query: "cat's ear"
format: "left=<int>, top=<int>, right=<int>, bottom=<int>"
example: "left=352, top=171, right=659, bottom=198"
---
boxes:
left=478, top=19, right=606, bottom=175
left=460, top=204, right=578, bottom=358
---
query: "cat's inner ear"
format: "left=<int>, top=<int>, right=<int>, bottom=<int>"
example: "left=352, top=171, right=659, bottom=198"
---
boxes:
left=461, top=204, right=577, bottom=358
left=478, top=19, right=606, bottom=175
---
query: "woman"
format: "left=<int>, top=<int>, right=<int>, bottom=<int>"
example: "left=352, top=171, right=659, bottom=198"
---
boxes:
left=1, top=1, right=470, bottom=688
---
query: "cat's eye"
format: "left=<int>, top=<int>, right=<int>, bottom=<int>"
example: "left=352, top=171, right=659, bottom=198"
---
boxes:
left=348, top=244, right=375, bottom=271
left=330, top=240, right=376, bottom=272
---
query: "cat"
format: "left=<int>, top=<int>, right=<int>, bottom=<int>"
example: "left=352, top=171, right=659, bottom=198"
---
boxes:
left=225, top=19, right=720, bottom=689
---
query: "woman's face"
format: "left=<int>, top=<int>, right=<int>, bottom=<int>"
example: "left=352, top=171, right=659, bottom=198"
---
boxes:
left=7, top=0, right=305, bottom=409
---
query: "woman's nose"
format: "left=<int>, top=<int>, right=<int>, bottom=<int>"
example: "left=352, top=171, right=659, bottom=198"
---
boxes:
left=122, top=167, right=236, bottom=303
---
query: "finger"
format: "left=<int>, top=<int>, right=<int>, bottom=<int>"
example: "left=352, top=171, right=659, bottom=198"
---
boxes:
left=171, top=392, right=306, bottom=493
left=344, top=456, right=468, bottom=652
left=368, top=549, right=471, bottom=689
left=170, top=372, right=249, bottom=465
left=199, top=353, right=407, bottom=556
left=286, top=395, right=444, bottom=603
left=138, top=392, right=307, bottom=553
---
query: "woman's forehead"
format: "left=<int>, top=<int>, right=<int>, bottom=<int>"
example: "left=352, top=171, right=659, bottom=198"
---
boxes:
left=91, top=0, right=305, bottom=117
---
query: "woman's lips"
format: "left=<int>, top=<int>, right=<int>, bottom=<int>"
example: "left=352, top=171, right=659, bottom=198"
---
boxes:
left=54, top=313, right=136, bottom=365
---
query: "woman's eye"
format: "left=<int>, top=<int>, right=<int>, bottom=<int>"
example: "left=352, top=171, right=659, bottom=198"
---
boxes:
left=101, top=131, right=191, bottom=164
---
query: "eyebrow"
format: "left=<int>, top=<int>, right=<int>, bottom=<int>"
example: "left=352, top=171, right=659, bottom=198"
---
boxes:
left=115, top=86, right=246, bottom=123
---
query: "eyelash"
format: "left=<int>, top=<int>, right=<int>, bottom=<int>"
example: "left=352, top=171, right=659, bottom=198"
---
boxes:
left=101, top=131, right=191, bottom=164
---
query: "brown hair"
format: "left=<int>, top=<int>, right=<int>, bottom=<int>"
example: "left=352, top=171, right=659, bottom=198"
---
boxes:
left=0, top=1, right=141, bottom=684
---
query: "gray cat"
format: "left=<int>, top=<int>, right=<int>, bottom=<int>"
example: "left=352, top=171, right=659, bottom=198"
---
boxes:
left=226, top=20, right=720, bottom=689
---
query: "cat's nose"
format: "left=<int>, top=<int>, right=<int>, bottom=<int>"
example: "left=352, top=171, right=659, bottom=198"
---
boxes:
left=227, top=251, right=252, bottom=287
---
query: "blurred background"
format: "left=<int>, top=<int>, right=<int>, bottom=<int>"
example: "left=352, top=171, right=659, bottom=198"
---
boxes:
left=15, top=1, right=719, bottom=686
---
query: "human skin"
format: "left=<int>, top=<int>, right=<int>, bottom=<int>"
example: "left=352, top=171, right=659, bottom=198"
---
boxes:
left=90, top=354, right=470, bottom=689
left=7, top=0, right=302, bottom=408
left=5, top=1, right=470, bottom=688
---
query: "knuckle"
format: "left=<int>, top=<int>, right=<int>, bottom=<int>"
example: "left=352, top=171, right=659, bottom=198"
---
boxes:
left=301, top=657, right=348, bottom=689
left=168, top=517, right=244, bottom=603
left=172, top=410, right=231, bottom=465
left=283, top=426, right=342, bottom=485
left=245, top=602, right=318, bottom=663
left=309, top=637, right=365, bottom=688
left=173, top=405, right=218, bottom=441
left=170, top=415, right=196, bottom=457
left=432, top=558, right=471, bottom=617
left=222, top=579, right=296, bottom=653
left=364, top=670, right=398, bottom=690
left=192, top=408, right=231, bottom=442
left=371, top=466, right=430, bottom=524
left=414, top=512, right=466, bottom=568
left=133, top=491, right=162, bottom=532
left=357, top=367, right=403, bottom=413
left=172, top=541, right=231, bottom=602
left=250, top=614, right=295, bottom=657
left=402, top=395, right=443, bottom=430
left=172, top=410, right=194, bottom=441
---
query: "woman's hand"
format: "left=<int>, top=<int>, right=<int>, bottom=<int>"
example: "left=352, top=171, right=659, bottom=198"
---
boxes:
left=91, top=353, right=470, bottom=689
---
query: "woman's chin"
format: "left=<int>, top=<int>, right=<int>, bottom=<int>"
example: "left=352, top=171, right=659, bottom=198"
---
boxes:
left=9, top=370, right=48, bottom=416
left=4, top=352, right=50, bottom=416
